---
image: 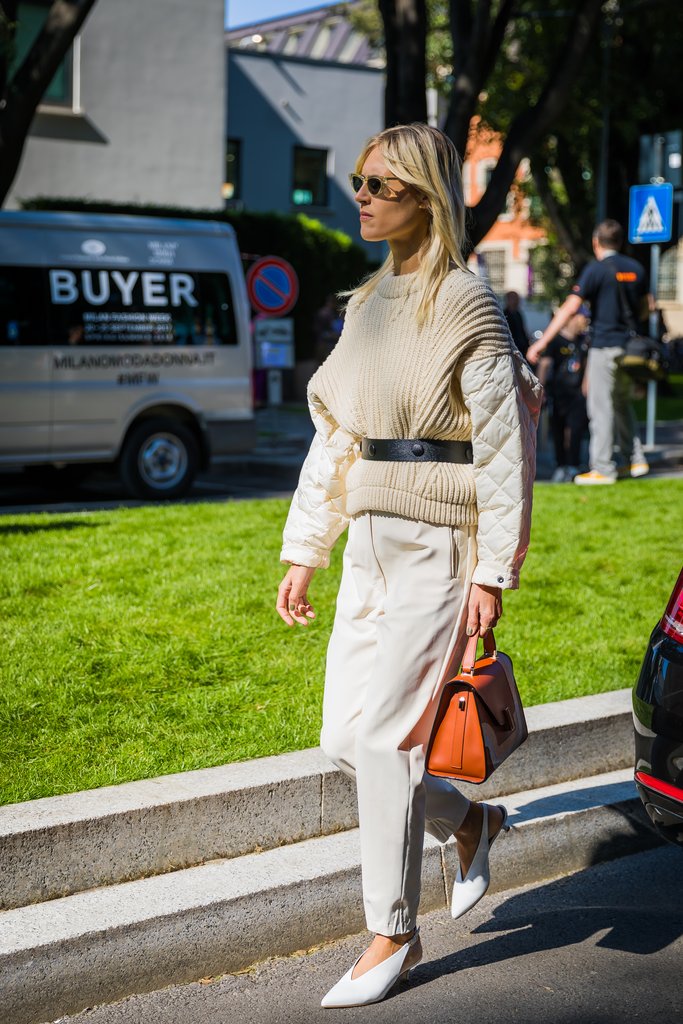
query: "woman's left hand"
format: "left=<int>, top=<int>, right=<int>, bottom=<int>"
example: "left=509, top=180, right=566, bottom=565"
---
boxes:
left=466, top=583, right=503, bottom=637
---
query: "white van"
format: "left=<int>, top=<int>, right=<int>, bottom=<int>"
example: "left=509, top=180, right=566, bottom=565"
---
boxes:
left=0, top=211, right=255, bottom=498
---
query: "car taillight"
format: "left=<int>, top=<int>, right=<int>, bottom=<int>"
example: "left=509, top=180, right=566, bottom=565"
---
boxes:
left=661, top=568, right=683, bottom=641
left=635, top=770, right=683, bottom=805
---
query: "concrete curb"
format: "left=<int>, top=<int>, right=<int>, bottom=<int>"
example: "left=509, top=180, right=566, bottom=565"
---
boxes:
left=0, top=689, right=633, bottom=910
left=0, top=769, right=660, bottom=1024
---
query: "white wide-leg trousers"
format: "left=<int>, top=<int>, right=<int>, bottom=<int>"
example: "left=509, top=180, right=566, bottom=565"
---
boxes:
left=320, top=512, right=476, bottom=936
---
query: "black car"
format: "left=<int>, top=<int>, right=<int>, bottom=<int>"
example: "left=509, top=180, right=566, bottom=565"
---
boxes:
left=633, top=567, right=683, bottom=846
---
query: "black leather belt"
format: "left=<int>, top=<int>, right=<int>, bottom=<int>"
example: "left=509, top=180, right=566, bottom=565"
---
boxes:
left=361, top=438, right=473, bottom=463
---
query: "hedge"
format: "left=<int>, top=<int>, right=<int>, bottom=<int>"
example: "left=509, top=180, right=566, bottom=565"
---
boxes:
left=21, top=198, right=373, bottom=360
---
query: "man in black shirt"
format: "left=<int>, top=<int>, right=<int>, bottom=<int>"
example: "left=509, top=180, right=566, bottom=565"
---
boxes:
left=527, top=220, right=650, bottom=484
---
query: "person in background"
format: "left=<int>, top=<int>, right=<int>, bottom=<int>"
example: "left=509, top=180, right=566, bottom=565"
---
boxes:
left=527, top=219, right=651, bottom=484
left=503, top=290, right=530, bottom=357
left=314, top=293, right=343, bottom=364
left=538, top=307, right=589, bottom=482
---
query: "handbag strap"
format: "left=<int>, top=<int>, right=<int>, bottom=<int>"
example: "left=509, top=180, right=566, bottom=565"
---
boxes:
left=461, top=630, right=497, bottom=674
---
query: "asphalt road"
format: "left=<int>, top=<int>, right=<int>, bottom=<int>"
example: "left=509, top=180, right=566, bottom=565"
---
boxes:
left=58, top=844, right=683, bottom=1024
left=1, top=458, right=681, bottom=517
left=0, top=462, right=299, bottom=513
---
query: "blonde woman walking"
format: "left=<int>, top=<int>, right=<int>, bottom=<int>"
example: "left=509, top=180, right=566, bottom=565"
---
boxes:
left=276, top=124, right=541, bottom=1008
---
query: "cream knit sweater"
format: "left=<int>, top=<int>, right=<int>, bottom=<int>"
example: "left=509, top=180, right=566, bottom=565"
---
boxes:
left=281, top=268, right=542, bottom=589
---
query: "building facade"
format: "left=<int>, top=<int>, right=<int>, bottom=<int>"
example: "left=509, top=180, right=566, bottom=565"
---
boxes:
left=463, top=119, right=547, bottom=298
left=226, top=6, right=546, bottom=290
left=225, top=6, right=384, bottom=258
left=6, top=0, right=226, bottom=210
left=226, top=49, right=384, bottom=256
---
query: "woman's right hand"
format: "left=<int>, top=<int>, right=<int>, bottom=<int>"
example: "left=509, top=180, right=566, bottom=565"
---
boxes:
left=276, top=564, right=317, bottom=627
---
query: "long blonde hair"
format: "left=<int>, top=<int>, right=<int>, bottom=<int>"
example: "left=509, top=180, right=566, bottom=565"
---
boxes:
left=345, top=123, right=468, bottom=326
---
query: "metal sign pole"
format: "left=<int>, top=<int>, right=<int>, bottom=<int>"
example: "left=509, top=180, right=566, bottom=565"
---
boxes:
left=646, top=136, right=665, bottom=448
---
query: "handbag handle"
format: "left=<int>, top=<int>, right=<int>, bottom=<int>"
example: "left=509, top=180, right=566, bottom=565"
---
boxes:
left=461, top=629, right=497, bottom=674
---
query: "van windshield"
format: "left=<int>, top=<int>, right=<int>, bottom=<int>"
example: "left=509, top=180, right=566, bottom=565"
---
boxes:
left=0, top=266, right=238, bottom=346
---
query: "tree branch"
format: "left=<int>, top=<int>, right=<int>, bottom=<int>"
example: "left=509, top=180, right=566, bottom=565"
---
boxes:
left=378, top=0, right=428, bottom=125
left=467, top=0, right=603, bottom=248
left=0, top=0, right=98, bottom=203
left=444, top=0, right=517, bottom=157
left=0, top=1, right=19, bottom=100
left=530, top=153, right=591, bottom=266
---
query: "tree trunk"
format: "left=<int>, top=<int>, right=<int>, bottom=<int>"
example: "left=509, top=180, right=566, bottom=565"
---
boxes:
left=465, top=0, right=603, bottom=252
left=529, top=155, right=591, bottom=268
left=0, top=0, right=98, bottom=205
left=378, top=0, right=428, bottom=126
left=444, top=0, right=516, bottom=158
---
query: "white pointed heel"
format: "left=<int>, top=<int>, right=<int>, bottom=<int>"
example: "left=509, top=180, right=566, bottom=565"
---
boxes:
left=321, top=928, right=421, bottom=1008
left=451, top=803, right=509, bottom=921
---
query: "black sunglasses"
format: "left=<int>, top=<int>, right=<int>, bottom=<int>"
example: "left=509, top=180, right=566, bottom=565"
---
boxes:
left=348, top=173, right=402, bottom=197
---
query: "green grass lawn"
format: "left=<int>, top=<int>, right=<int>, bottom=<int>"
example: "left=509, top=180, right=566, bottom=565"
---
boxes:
left=1, top=479, right=681, bottom=806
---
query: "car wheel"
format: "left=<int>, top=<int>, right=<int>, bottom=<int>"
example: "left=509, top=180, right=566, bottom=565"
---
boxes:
left=119, top=418, right=199, bottom=500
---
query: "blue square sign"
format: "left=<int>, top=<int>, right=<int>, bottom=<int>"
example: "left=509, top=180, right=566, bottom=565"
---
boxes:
left=629, top=183, right=674, bottom=244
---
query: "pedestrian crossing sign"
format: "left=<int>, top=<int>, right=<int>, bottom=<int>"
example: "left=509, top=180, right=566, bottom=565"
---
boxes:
left=629, top=182, right=674, bottom=244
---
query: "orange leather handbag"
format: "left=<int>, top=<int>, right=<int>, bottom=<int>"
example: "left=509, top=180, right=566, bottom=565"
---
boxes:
left=426, top=630, right=527, bottom=784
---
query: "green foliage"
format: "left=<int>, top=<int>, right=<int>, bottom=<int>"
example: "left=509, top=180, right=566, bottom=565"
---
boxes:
left=633, top=375, right=683, bottom=422
left=530, top=239, right=575, bottom=308
left=349, top=2, right=681, bottom=277
left=21, top=197, right=372, bottom=359
left=1, top=480, right=681, bottom=805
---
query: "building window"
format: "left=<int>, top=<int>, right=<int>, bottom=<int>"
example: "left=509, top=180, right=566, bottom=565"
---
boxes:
left=498, top=189, right=517, bottom=223
left=283, top=30, right=302, bottom=55
left=310, top=23, right=333, bottom=59
left=292, top=147, right=328, bottom=207
left=658, top=245, right=679, bottom=301
left=223, top=139, right=241, bottom=203
left=461, top=160, right=472, bottom=205
left=13, top=2, right=77, bottom=109
left=478, top=159, right=497, bottom=193
left=337, top=30, right=363, bottom=64
left=479, top=249, right=506, bottom=295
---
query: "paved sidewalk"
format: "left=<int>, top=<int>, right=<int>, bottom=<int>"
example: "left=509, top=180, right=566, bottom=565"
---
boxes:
left=1, top=689, right=661, bottom=1024
left=59, top=844, right=683, bottom=1024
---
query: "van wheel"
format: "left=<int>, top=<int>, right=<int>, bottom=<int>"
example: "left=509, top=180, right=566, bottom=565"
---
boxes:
left=120, top=418, right=200, bottom=500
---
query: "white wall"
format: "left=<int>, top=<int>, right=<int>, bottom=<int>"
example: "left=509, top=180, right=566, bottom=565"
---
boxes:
left=7, top=0, right=225, bottom=209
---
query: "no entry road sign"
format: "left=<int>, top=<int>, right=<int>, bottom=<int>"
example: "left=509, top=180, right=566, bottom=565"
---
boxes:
left=247, top=256, right=299, bottom=317
left=628, top=183, right=674, bottom=244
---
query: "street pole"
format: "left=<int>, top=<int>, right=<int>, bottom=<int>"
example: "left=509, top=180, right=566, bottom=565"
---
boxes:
left=596, top=14, right=614, bottom=223
left=646, top=135, right=665, bottom=448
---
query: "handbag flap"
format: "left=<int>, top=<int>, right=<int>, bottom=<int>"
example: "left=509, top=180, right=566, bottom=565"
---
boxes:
left=447, top=653, right=516, bottom=729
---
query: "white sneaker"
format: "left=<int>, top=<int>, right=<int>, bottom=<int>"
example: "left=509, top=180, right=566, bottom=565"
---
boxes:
left=630, top=461, right=650, bottom=478
left=574, top=470, right=616, bottom=485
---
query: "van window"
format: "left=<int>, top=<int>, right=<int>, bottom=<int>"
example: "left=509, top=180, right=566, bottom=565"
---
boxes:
left=0, top=267, right=48, bottom=344
left=0, top=266, right=238, bottom=346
